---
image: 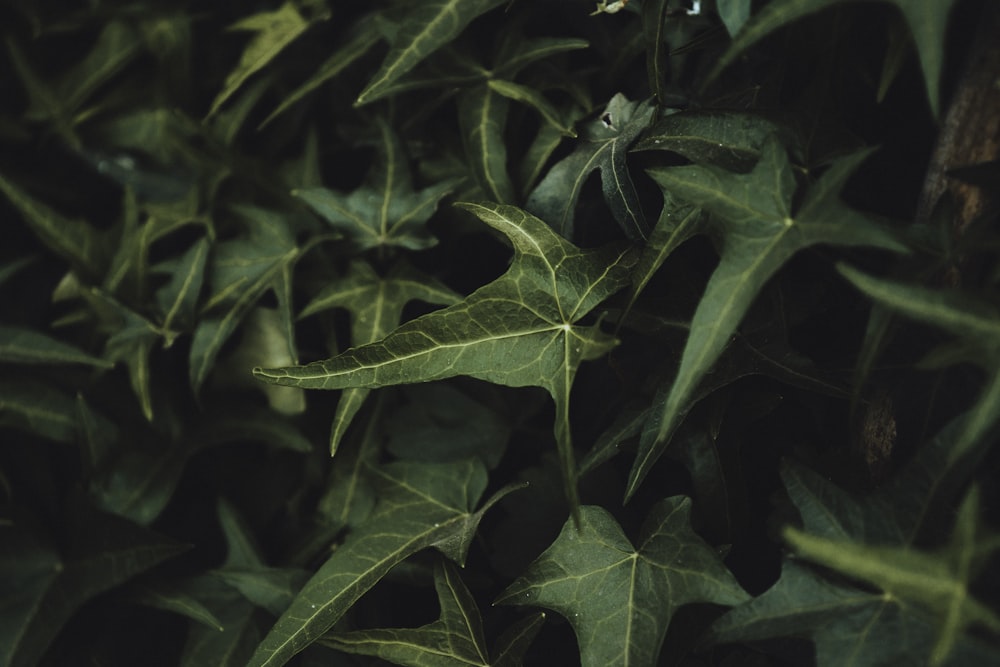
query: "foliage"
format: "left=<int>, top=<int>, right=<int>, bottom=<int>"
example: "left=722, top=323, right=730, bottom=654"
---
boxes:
left=1, top=0, right=998, bottom=665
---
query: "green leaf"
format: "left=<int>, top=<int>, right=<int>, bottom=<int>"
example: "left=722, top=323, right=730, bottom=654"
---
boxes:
left=294, top=119, right=460, bottom=253
left=633, top=110, right=798, bottom=172
left=324, top=558, right=542, bottom=667
left=838, top=264, right=1000, bottom=468
left=259, top=15, right=380, bottom=128
left=0, top=503, right=187, bottom=667
left=710, top=559, right=1000, bottom=667
left=496, top=498, right=749, bottom=666
left=711, top=440, right=1000, bottom=666
left=527, top=93, right=653, bottom=240
left=459, top=85, right=515, bottom=203
left=355, top=0, right=508, bottom=106
left=628, top=139, right=906, bottom=499
left=128, top=580, right=226, bottom=631
left=0, top=172, right=105, bottom=277
left=0, top=325, right=113, bottom=368
left=301, top=259, right=461, bottom=453
left=487, top=79, right=577, bottom=137
left=56, top=20, right=143, bottom=116
left=0, top=378, right=79, bottom=443
left=154, top=236, right=210, bottom=345
left=711, top=0, right=959, bottom=116
left=641, top=0, right=670, bottom=106
left=214, top=567, right=310, bottom=617
left=255, top=202, right=637, bottom=512
left=716, top=0, right=752, bottom=37
left=783, top=486, right=1000, bottom=666
left=207, top=2, right=323, bottom=117
left=190, top=206, right=300, bottom=394
left=247, top=458, right=523, bottom=667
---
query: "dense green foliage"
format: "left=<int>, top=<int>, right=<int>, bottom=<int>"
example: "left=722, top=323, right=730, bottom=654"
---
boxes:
left=2, top=0, right=998, bottom=665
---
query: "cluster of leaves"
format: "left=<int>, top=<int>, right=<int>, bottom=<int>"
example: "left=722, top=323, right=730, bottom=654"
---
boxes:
left=2, top=0, right=999, bottom=665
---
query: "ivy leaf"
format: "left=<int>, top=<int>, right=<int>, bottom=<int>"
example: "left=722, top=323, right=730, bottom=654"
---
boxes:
left=0, top=378, right=80, bottom=443
left=259, top=15, right=380, bottom=128
left=247, top=459, right=524, bottom=667
left=301, top=259, right=462, bottom=454
left=711, top=0, right=959, bottom=116
left=710, top=559, right=1000, bottom=667
left=323, top=558, right=544, bottom=667
left=295, top=119, right=460, bottom=253
left=0, top=501, right=187, bottom=667
left=710, top=440, right=1000, bottom=666
left=838, top=264, right=1000, bottom=469
left=255, top=202, right=637, bottom=512
left=627, top=138, right=906, bottom=499
left=0, top=172, right=106, bottom=278
left=783, top=486, right=1000, bottom=666
left=496, top=497, right=749, bottom=666
left=0, top=325, right=113, bottom=368
left=190, top=205, right=300, bottom=394
left=207, top=1, right=326, bottom=117
left=527, top=93, right=654, bottom=240
left=355, top=0, right=508, bottom=106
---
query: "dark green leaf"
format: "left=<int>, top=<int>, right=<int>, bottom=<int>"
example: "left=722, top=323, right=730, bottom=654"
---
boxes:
left=527, top=93, right=653, bottom=240
left=459, top=85, right=515, bottom=203
left=247, top=459, right=523, bottom=667
left=628, top=139, right=906, bottom=499
left=0, top=325, right=113, bottom=368
left=497, top=498, right=749, bottom=666
left=208, top=2, right=323, bottom=117
left=0, top=378, right=79, bottom=443
left=710, top=0, right=959, bottom=116
left=355, top=0, right=508, bottom=105
left=0, top=503, right=186, bottom=667
left=256, top=202, right=636, bottom=512
left=294, top=119, right=459, bottom=253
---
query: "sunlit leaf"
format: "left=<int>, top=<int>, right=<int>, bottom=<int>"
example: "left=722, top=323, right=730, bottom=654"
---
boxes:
left=496, top=497, right=749, bottom=666
left=355, top=0, right=508, bottom=105
left=247, top=458, right=524, bottom=667
left=527, top=93, right=654, bottom=240
left=628, top=138, right=906, bottom=499
left=255, top=202, right=637, bottom=512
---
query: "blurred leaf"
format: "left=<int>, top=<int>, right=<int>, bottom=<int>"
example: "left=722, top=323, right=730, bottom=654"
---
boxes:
left=527, top=93, right=654, bottom=240
left=208, top=2, right=325, bottom=117
left=255, top=202, right=636, bottom=513
left=260, top=15, right=380, bottom=128
left=154, top=237, right=210, bottom=344
left=710, top=0, right=959, bottom=116
left=0, top=503, right=186, bottom=667
left=247, top=459, right=523, bottom=667
left=838, top=264, right=1000, bottom=468
left=295, top=119, right=460, bottom=253
left=716, top=0, right=752, bottom=37
left=128, top=579, right=225, bottom=631
left=628, top=139, right=906, bottom=500
left=190, top=206, right=300, bottom=394
left=783, top=486, right=1000, bottom=665
left=0, top=324, right=112, bottom=368
left=355, top=0, right=508, bottom=105
left=386, top=383, right=511, bottom=467
left=323, top=558, right=543, bottom=666
left=0, top=172, right=105, bottom=277
left=497, top=498, right=749, bottom=666
left=0, top=378, right=79, bottom=443
left=215, top=567, right=310, bottom=617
